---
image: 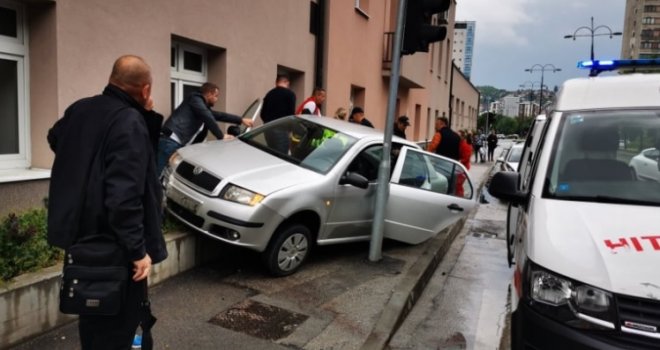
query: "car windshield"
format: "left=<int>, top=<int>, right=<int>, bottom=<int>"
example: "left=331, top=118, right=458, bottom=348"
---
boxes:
left=239, top=116, right=358, bottom=174
left=508, top=146, right=523, bottom=163
left=544, top=109, right=660, bottom=206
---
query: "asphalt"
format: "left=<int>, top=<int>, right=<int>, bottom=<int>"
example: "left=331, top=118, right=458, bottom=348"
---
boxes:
left=10, top=160, right=494, bottom=350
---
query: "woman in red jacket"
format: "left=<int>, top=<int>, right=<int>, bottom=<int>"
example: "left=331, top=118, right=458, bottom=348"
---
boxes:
left=456, top=131, right=472, bottom=197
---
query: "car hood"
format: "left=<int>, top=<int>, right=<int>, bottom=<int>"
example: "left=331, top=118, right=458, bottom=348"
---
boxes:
left=529, top=199, right=660, bottom=300
left=177, top=139, right=321, bottom=195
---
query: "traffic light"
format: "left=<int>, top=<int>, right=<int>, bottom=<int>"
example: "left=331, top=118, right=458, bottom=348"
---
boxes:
left=402, top=0, right=451, bottom=55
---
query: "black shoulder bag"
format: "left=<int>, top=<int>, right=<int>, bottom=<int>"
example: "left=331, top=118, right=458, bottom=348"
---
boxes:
left=59, top=106, right=130, bottom=316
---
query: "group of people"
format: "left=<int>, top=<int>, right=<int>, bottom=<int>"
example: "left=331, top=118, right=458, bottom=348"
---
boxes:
left=471, top=131, right=499, bottom=163
left=426, top=117, right=500, bottom=196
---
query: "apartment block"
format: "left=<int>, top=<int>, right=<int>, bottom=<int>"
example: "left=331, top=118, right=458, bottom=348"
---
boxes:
left=622, top=0, right=660, bottom=59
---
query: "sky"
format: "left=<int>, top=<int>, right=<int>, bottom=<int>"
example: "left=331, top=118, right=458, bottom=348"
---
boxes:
left=455, top=0, right=626, bottom=90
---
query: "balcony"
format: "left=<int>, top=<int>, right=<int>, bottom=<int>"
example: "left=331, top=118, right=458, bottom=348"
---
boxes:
left=381, top=32, right=427, bottom=89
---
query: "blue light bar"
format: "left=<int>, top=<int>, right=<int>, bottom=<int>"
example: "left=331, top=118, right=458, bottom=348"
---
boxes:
left=577, top=59, right=660, bottom=73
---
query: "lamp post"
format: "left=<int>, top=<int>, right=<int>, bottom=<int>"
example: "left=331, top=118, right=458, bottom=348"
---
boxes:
left=519, top=81, right=545, bottom=115
left=524, top=64, right=561, bottom=113
left=564, top=17, right=622, bottom=75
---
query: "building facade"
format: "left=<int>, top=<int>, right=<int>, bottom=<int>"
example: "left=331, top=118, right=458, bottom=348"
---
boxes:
left=622, top=0, right=660, bottom=59
left=452, top=21, right=475, bottom=79
left=0, top=0, right=477, bottom=216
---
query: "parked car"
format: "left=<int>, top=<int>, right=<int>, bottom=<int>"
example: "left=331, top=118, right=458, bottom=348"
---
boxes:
left=628, top=147, right=660, bottom=182
left=497, top=142, right=524, bottom=172
left=162, top=113, right=476, bottom=276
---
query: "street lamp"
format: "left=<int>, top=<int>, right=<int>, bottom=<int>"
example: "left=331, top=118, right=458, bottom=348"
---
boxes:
left=564, top=17, right=622, bottom=75
left=519, top=81, right=545, bottom=115
left=524, top=64, right=561, bottom=113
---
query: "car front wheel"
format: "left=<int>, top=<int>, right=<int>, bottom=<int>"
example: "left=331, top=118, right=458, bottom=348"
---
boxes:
left=262, top=223, right=311, bottom=276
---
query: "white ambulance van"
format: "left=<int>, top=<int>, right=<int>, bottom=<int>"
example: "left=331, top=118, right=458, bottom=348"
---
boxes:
left=489, top=60, right=660, bottom=349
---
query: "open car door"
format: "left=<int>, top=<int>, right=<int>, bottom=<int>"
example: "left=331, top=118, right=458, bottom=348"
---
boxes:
left=229, top=98, right=262, bottom=135
left=384, top=146, right=476, bottom=244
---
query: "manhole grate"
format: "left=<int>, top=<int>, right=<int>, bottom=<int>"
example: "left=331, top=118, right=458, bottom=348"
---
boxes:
left=209, top=299, right=308, bottom=340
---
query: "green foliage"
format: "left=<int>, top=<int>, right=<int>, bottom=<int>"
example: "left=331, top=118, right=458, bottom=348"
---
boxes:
left=495, top=117, right=518, bottom=135
left=162, top=214, right=186, bottom=233
left=0, top=208, right=186, bottom=283
left=0, top=209, right=63, bottom=282
left=477, top=86, right=508, bottom=102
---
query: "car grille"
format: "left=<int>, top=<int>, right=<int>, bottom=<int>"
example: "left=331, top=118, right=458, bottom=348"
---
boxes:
left=167, top=199, right=204, bottom=228
left=175, top=161, right=221, bottom=193
left=618, top=294, right=660, bottom=334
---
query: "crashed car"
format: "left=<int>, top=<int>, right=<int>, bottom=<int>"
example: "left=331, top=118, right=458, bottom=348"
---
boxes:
left=162, top=110, right=475, bottom=276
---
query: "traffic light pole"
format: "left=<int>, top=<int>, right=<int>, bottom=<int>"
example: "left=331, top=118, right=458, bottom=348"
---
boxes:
left=368, top=0, right=407, bottom=262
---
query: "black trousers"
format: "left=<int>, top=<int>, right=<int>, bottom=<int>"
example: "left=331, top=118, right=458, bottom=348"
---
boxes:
left=78, top=278, right=147, bottom=350
left=488, top=145, right=496, bottom=161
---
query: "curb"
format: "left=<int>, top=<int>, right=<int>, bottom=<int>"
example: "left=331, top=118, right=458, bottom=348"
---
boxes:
left=361, top=165, right=493, bottom=350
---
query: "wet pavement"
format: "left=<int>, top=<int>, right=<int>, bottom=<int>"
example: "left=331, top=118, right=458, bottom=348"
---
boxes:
left=389, top=148, right=512, bottom=350
left=9, top=155, right=503, bottom=350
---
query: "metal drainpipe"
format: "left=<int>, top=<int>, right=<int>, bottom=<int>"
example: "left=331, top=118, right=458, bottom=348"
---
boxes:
left=314, top=0, right=325, bottom=90
left=448, top=59, right=455, bottom=128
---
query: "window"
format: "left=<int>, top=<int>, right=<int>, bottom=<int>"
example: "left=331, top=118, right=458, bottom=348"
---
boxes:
left=171, top=41, right=208, bottom=112
left=644, top=5, right=658, bottom=12
left=642, top=17, right=656, bottom=24
left=396, top=149, right=473, bottom=199
left=545, top=110, right=660, bottom=205
left=355, top=0, right=369, bottom=18
left=350, top=85, right=365, bottom=114
left=0, top=0, right=28, bottom=170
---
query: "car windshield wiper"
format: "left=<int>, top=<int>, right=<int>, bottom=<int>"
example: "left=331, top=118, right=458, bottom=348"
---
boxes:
left=557, top=195, right=660, bottom=206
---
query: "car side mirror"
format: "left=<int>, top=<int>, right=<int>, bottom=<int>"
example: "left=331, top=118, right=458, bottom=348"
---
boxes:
left=489, top=171, right=527, bottom=205
left=340, top=172, right=369, bottom=189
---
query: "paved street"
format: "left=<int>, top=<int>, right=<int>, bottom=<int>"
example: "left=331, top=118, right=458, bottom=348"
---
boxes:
left=389, top=160, right=511, bottom=350
left=9, top=149, right=508, bottom=350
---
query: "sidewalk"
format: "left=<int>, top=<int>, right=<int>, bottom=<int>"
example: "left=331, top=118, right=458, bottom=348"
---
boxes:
left=9, top=161, right=494, bottom=350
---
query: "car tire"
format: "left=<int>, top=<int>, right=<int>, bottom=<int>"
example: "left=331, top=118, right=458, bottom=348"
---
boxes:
left=262, top=223, right=311, bottom=276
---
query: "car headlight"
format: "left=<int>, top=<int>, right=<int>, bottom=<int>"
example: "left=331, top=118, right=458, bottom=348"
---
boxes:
left=221, top=184, right=264, bottom=206
left=169, top=152, right=183, bottom=169
left=527, top=265, right=615, bottom=330
left=531, top=270, right=572, bottom=306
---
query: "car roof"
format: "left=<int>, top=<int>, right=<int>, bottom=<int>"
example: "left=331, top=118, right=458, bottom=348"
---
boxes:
left=297, top=115, right=416, bottom=146
left=555, top=73, right=660, bottom=111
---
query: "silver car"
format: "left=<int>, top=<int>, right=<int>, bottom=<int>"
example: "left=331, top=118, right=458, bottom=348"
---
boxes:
left=162, top=112, right=476, bottom=276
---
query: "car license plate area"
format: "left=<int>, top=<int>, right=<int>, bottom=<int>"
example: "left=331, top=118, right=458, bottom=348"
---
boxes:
left=167, top=186, right=202, bottom=214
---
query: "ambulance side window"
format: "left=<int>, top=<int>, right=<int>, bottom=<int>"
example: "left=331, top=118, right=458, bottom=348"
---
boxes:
left=522, top=119, right=550, bottom=193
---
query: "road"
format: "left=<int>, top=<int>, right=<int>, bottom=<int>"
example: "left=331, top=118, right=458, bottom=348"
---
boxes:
left=389, top=144, right=513, bottom=350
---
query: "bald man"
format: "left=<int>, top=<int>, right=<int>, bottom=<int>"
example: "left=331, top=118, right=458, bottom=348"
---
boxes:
left=47, top=55, right=167, bottom=350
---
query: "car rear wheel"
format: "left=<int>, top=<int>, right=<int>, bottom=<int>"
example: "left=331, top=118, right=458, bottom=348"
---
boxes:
left=262, top=223, right=311, bottom=276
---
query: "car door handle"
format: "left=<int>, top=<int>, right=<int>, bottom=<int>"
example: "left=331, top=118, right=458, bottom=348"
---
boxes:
left=447, top=204, right=464, bottom=212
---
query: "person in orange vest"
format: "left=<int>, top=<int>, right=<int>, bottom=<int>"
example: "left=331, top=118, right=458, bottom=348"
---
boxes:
left=296, top=87, right=326, bottom=116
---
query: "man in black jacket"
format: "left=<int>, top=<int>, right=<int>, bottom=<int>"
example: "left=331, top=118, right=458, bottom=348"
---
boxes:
left=157, top=83, right=253, bottom=175
left=427, top=117, right=460, bottom=161
left=261, top=74, right=296, bottom=154
left=393, top=115, right=410, bottom=139
left=47, top=55, right=167, bottom=349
